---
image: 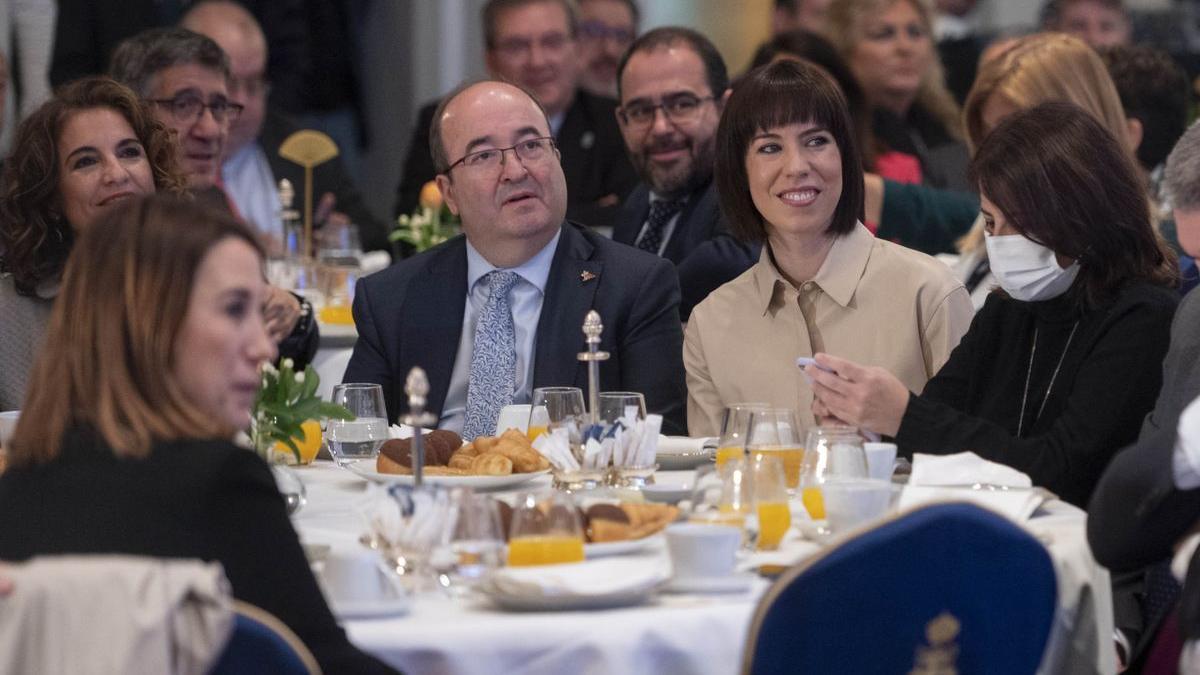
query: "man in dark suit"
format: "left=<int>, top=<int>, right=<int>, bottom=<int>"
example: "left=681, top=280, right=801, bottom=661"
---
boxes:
left=612, top=28, right=758, bottom=320
left=182, top=0, right=389, bottom=253
left=346, top=79, right=685, bottom=438
left=393, top=0, right=637, bottom=231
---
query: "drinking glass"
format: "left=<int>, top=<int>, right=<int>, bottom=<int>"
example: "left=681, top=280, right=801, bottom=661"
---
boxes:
left=440, top=489, right=506, bottom=590
left=531, top=387, right=602, bottom=490
left=326, top=383, right=389, bottom=466
left=799, top=426, right=868, bottom=521
left=270, top=465, right=307, bottom=515
left=598, top=391, right=652, bottom=486
left=715, top=403, right=769, bottom=470
left=506, top=491, right=585, bottom=566
left=597, top=391, right=646, bottom=427
left=749, top=453, right=791, bottom=551
left=316, top=223, right=364, bottom=266
left=688, top=459, right=754, bottom=547
left=745, top=409, right=805, bottom=494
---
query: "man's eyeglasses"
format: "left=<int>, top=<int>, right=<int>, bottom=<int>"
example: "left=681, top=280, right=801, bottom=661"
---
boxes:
left=578, top=21, right=634, bottom=45
left=618, top=94, right=715, bottom=129
left=149, top=94, right=245, bottom=124
left=444, top=136, right=558, bottom=173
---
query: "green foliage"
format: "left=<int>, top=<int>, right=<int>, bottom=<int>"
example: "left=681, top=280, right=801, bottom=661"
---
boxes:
left=251, top=358, right=354, bottom=462
left=390, top=205, right=460, bottom=253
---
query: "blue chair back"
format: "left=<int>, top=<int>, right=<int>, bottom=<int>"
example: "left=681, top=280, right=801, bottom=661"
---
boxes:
left=743, top=502, right=1057, bottom=675
left=210, top=601, right=320, bottom=674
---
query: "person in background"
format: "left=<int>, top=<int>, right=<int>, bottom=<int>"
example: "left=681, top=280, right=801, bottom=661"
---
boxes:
left=108, top=28, right=317, bottom=365
left=0, top=194, right=399, bottom=675
left=181, top=0, right=390, bottom=254
left=612, top=27, right=758, bottom=320
left=0, top=77, right=185, bottom=411
left=346, top=79, right=686, bottom=437
left=685, top=59, right=972, bottom=437
left=0, top=0, right=55, bottom=153
left=1042, top=0, right=1132, bottom=49
left=575, top=0, right=638, bottom=99
left=826, top=0, right=970, bottom=192
left=393, top=0, right=637, bottom=231
left=808, top=101, right=1178, bottom=510
left=772, top=0, right=833, bottom=35
left=1088, top=117, right=1200, bottom=673
left=932, top=0, right=986, bottom=104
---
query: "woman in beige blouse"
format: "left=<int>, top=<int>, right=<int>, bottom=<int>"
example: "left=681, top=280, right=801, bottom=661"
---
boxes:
left=685, top=59, right=973, bottom=436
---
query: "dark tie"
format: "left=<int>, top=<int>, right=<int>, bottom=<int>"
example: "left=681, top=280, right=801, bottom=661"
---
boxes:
left=636, top=199, right=685, bottom=254
left=462, top=271, right=521, bottom=441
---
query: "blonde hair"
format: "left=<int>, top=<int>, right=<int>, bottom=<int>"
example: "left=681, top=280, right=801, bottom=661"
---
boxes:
left=958, top=32, right=1133, bottom=253
left=8, top=195, right=265, bottom=467
left=826, top=0, right=963, bottom=140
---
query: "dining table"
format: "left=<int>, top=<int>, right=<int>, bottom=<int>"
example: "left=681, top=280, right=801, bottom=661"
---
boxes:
left=290, top=461, right=1115, bottom=675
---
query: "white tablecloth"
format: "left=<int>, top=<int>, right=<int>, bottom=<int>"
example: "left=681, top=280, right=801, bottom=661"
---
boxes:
left=290, top=463, right=1114, bottom=675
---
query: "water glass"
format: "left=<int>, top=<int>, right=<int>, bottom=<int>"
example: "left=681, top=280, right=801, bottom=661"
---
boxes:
left=799, top=426, right=868, bottom=521
left=441, top=489, right=506, bottom=589
left=746, top=409, right=804, bottom=493
left=507, top=491, right=585, bottom=566
left=688, top=459, right=754, bottom=547
left=715, top=402, right=769, bottom=469
left=597, top=391, right=646, bottom=427
left=326, top=383, right=389, bottom=466
left=532, top=387, right=602, bottom=490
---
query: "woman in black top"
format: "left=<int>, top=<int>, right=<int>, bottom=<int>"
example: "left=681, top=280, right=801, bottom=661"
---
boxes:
left=806, top=102, right=1179, bottom=507
left=0, top=195, right=397, bottom=674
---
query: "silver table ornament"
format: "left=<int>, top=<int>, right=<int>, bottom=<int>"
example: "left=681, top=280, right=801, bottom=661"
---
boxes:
left=576, top=310, right=610, bottom=424
left=400, top=367, right=437, bottom=487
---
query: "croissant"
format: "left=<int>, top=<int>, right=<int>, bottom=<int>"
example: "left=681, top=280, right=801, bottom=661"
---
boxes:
left=470, top=452, right=513, bottom=475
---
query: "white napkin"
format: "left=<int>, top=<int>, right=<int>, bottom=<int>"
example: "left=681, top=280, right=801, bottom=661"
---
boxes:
left=534, top=428, right=579, bottom=471
left=909, top=452, right=1033, bottom=488
left=656, top=436, right=714, bottom=456
left=484, top=557, right=669, bottom=597
left=358, top=483, right=455, bottom=552
left=361, top=251, right=392, bottom=274
left=898, top=485, right=1044, bottom=522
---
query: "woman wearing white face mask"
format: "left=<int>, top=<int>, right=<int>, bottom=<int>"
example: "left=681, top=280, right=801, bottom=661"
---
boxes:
left=806, top=102, right=1178, bottom=507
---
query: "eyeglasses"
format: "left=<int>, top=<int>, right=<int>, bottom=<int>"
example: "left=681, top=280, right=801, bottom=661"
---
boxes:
left=618, top=94, right=715, bottom=129
left=494, top=33, right=572, bottom=58
left=149, top=94, right=244, bottom=124
left=444, top=136, right=558, bottom=173
left=578, top=21, right=634, bottom=45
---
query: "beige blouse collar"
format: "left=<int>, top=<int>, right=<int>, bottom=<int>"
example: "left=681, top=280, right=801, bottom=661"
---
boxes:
left=752, top=222, right=874, bottom=314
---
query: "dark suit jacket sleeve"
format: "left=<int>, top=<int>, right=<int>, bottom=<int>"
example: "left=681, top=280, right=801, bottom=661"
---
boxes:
left=675, top=234, right=758, bottom=319
left=205, top=450, right=398, bottom=674
left=617, top=257, right=687, bottom=435
left=393, top=102, right=438, bottom=219
left=343, top=277, right=400, bottom=417
left=1088, top=421, right=1200, bottom=572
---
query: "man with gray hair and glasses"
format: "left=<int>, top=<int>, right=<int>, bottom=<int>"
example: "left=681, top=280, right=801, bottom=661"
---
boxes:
left=1087, top=119, right=1200, bottom=671
left=109, top=27, right=241, bottom=191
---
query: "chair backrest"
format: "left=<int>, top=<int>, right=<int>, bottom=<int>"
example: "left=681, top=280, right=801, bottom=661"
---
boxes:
left=209, top=600, right=322, bottom=675
left=743, top=502, right=1058, bottom=675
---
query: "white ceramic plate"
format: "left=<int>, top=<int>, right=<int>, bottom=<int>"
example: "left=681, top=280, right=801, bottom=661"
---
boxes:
left=641, top=482, right=693, bottom=504
left=662, top=572, right=757, bottom=594
left=330, top=592, right=411, bottom=620
left=478, top=585, right=660, bottom=612
left=344, top=460, right=550, bottom=490
left=585, top=534, right=662, bottom=558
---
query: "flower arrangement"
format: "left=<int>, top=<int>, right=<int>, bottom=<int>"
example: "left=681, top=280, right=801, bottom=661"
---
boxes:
left=251, top=358, right=354, bottom=463
left=389, top=181, right=460, bottom=253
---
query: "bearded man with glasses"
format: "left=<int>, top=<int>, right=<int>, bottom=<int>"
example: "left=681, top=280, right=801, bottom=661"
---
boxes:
left=613, top=27, right=759, bottom=320
left=344, top=80, right=686, bottom=437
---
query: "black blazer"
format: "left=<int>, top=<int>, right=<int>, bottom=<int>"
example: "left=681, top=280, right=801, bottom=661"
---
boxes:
left=259, top=108, right=390, bottom=253
left=342, top=222, right=687, bottom=434
left=0, top=429, right=397, bottom=674
left=393, top=90, right=638, bottom=229
left=612, top=180, right=759, bottom=319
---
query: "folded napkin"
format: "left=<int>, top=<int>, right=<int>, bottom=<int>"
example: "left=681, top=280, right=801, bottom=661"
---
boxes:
left=485, top=557, right=669, bottom=598
left=909, top=452, right=1033, bottom=488
left=656, top=436, right=715, bottom=456
left=898, top=485, right=1044, bottom=523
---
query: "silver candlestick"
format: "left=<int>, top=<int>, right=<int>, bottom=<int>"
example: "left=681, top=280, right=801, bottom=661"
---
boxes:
left=400, top=367, right=437, bottom=487
left=576, top=310, right=610, bottom=425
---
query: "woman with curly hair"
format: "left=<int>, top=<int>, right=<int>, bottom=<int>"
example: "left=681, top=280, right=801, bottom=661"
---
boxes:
left=0, top=76, right=185, bottom=410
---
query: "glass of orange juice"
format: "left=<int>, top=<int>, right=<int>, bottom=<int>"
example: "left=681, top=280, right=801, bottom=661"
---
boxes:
left=749, top=453, right=791, bottom=550
left=506, top=491, right=586, bottom=566
left=687, top=460, right=753, bottom=547
left=715, top=403, right=768, bottom=470
left=745, top=408, right=804, bottom=494
left=799, top=426, right=868, bottom=523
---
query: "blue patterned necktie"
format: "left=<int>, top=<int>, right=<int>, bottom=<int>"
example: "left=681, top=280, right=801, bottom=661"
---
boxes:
left=462, top=270, right=521, bottom=441
left=636, top=198, right=685, bottom=254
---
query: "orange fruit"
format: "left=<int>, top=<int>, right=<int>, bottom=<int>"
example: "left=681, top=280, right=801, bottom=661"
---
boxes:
left=274, top=419, right=322, bottom=464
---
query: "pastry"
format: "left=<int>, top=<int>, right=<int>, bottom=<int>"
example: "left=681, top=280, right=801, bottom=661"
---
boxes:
left=584, top=502, right=679, bottom=543
left=469, top=452, right=513, bottom=475
left=376, top=431, right=463, bottom=468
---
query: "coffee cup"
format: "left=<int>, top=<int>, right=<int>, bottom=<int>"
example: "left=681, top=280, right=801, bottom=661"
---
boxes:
left=822, top=479, right=897, bottom=534
left=863, top=442, right=898, bottom=481
left=0, top=411, right=19, bottom=451
left=665, top=523, right=741, bottom=581
left=319, top=549, right=387, bottom=604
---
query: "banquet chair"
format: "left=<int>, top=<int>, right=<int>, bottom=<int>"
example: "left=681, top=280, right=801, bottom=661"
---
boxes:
left=210, top=600, right=322, bottom=675
left=742, top=502, right=1057, bottom=675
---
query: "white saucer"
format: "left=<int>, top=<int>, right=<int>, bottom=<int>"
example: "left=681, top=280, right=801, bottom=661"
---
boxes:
left=663, top=572, right=756, bottom=594
left=330, top=590, right=411, bottom=619
left=641, top=482, right=692, bottom=504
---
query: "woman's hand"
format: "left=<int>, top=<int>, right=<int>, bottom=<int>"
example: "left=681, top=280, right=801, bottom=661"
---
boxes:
left=806, top=353, right=910, bottom=437
left=263, top=286, right=303, bottom=343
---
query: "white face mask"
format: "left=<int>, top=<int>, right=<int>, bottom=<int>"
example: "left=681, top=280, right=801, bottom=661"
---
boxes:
left=984, top=232, right=1080, bottom=302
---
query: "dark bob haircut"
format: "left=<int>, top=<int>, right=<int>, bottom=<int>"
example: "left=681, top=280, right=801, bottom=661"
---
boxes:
left=716, top=59, right=864, bottom=242
left=970, top=101, right=1177, bottom=308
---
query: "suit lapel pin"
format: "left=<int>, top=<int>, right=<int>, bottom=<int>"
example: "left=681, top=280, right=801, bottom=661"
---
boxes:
left=580, top=270, right=597, bottom=283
